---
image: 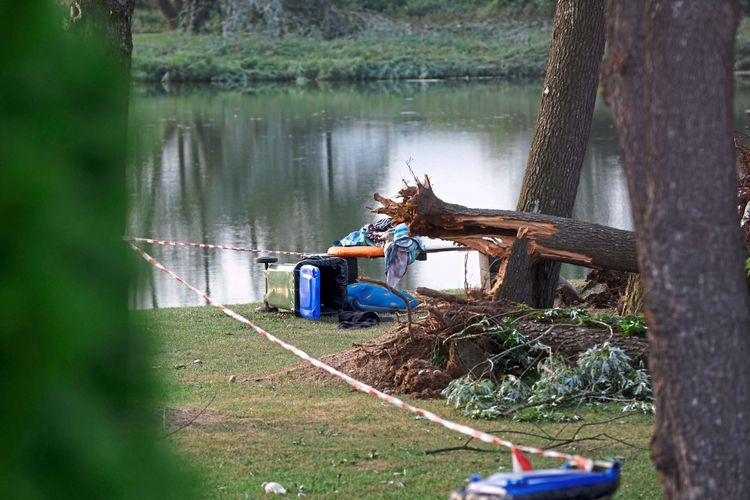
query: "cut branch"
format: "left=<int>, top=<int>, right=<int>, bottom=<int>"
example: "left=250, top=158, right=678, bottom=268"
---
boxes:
left=415, top=287, right=469, bottom=304
left=373, top=176, right=637, bottom=273
left=358, top=277, right=413, bottom=337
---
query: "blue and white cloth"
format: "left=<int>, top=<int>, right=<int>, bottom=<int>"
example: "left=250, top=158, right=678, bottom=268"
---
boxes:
left=384, top=223, right=424, bottom=288
left=333, top=218, right=395, bottom=247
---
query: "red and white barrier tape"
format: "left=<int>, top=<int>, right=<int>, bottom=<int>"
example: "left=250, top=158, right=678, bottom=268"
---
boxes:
left=126, top=236, right=314, bottom=257
left=129, top=242, right=594, bottom=471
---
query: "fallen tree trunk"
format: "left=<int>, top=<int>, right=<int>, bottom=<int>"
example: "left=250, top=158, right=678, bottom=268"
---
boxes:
left=374, top=176, right=638, bottom=273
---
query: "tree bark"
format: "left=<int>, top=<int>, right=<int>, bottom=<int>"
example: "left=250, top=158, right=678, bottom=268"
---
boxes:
left=73, top=1, right=136, bottom=71
left=498, top=0, right=606, bottom=308
left=618, top=273, right=643, bottom=316
left=156, top=0, right=180, bottom=29
left=322, top=0, right=332, bottom=40
left=374, top=176, right=638, bottom=274
left=602, top=1, right=750, bottom=498
left=186, top=0, right=217, bottom=32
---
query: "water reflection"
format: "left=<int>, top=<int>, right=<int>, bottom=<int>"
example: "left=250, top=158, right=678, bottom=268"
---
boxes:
left=127, top=81, right=750, bottom=309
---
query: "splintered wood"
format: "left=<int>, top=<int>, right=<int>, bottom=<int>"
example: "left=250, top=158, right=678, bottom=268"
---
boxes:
left=373, top=175, right=638, bottom=272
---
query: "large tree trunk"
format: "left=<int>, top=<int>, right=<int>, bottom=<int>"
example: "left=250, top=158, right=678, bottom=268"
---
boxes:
left=374, top=177, right=638, bottom=274
left=602, top=1, right=750, bottom=498
left=497, top=0, right=606, bottom=308
left=73, top=1, right=136, bottom=71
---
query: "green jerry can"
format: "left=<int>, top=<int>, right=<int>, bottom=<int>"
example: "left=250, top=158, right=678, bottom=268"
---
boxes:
left=264, top=263, right=297, bottom=312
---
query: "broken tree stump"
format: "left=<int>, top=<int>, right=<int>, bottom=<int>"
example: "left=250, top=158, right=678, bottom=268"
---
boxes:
left=373, top=176, right=638, bottom=274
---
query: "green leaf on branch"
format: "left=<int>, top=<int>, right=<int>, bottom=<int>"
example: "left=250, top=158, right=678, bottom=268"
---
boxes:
left=442, top=342, right=653, bottom=422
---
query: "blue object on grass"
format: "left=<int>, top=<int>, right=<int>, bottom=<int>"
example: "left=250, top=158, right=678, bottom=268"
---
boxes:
left=449, top=461, right=621, bottom=500
left=346, top=283, right=419, bottom=313
left=298, top=265, right=321, bottom=319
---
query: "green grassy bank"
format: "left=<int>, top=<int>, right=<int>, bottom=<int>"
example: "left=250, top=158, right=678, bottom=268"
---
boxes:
left=132, top=22, right=552, bottom=85
left=133, top=17, right=750, bottom=87
left=138, top=304, right=659, bottom=498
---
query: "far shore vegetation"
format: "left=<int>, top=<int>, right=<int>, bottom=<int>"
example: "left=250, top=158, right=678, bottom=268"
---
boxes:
left=132, top=2, right=750, bottom=88
left=133, top=22, right=552, bottom=86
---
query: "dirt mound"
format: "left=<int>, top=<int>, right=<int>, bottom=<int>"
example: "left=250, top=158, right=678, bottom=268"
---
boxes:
left=394, top=359, right=452, bottom=398
left=297, top=292, right=649, bottom=398
left=303, top=328, right=451, bottom=398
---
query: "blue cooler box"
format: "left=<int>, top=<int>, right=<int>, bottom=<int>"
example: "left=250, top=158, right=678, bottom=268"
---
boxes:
left=298, top=265, right=321, bottom=320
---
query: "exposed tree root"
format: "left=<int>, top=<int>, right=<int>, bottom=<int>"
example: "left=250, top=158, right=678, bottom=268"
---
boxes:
left=297, top=290, right=647, bottom=399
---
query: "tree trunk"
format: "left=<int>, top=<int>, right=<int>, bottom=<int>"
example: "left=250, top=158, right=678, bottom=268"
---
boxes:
left=156, top=0, right=180, bottom=29
left=498, top=0, right=606, bottom=308
left=322, top=0, right=332, bottom=40
left=602, top=1, right=750, bottom=498
left=73, top=1, right=136, bottom=71
left=374, top=176, right=638, bottom=274
left=186, top=0, right=217, bottom=32
left=618, top=273, right=643, bottom=316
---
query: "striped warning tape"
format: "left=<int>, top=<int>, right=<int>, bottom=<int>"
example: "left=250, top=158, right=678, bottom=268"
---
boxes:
left=126, top=236, right=314, bottom=257
left=129, top=242, right=595, bottom=471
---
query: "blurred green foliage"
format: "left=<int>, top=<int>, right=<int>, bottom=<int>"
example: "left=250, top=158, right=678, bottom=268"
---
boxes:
left=0, top=3, right=192, bottom=498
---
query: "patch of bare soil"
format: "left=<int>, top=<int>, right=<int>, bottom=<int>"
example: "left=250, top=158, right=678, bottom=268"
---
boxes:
left=162, top=407, right=226, bottom=428
left=296, top=291, right=648, bottom=398
left=301, top=326, right=450, bottom=398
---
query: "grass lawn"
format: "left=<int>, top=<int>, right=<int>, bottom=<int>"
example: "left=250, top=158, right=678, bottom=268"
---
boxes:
left=136, top=304, right=660, bottom=498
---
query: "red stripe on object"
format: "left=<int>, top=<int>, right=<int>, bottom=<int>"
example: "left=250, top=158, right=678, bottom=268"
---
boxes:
left=512, top=446, right=534, bottom=472
left=126, top=236, right=314, bottom=257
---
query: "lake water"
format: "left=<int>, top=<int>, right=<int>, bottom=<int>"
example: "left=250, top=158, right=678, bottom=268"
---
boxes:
left=128, top=80, right=750, bottom=309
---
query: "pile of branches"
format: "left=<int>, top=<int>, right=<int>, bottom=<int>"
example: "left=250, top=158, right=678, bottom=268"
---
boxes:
left=410, top=289, right=652, bottom=421
left=415, top=288, right=648, bottom=371
left=310, top=286, right=649, bottom=416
